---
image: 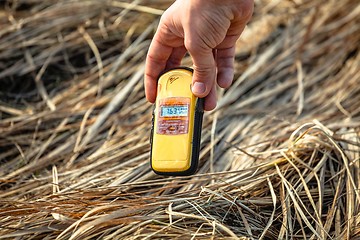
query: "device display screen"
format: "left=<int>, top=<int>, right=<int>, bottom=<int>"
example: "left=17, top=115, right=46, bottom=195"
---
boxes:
left=160, top=105, right=189, bottom=117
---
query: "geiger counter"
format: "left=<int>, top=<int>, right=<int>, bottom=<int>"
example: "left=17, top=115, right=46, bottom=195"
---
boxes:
left=150, top=67, right=204, bottom=176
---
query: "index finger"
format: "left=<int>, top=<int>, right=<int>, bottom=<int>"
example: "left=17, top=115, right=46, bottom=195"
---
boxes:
left=144, top=37, right=173, bottom=103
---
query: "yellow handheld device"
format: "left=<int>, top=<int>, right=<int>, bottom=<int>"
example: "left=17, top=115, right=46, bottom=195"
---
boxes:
left=150, top=67, right=204, bottom=176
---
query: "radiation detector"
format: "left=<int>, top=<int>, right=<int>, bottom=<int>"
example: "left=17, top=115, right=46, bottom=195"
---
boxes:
left=150, top=67, right=204, bottom=175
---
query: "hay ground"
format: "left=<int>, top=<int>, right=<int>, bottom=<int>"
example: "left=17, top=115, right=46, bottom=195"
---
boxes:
left=0, top=0, right=359, bottom=239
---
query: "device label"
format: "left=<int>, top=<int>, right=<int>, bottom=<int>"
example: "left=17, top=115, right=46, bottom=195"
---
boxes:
left=157, top=97, right=190, bottom=135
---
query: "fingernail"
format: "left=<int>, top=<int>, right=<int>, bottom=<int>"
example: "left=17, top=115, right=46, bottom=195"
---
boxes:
left=192, top=82, right=206, bottom=95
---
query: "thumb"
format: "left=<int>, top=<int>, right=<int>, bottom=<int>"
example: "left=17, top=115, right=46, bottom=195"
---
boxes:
left=185, top=40, right=216, bottom=98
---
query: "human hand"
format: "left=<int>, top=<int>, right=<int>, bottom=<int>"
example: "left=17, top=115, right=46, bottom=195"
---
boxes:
left=144, top=0, right=253, bottom=110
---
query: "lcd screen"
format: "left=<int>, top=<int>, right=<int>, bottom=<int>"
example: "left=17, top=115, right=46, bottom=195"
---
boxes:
left=160, top=105, right=189, bottom=117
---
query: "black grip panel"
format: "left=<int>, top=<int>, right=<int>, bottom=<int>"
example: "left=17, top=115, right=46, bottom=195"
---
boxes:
left=186, top=97, right=204, bottom=175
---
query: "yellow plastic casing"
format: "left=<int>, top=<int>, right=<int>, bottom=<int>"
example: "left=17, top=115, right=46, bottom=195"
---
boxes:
left=150, top=68, right=203, bottom=175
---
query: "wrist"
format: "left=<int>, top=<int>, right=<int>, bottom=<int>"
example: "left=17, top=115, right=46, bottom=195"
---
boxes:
left=182, top=0, right=253, bottom=20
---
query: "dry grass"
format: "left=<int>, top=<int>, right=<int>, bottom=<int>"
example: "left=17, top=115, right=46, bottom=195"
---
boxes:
left=0, top=0, right=359, bottom=239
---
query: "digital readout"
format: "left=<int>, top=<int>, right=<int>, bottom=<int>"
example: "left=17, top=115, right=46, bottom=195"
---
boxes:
left=161, top=105, right=189, bottom=117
